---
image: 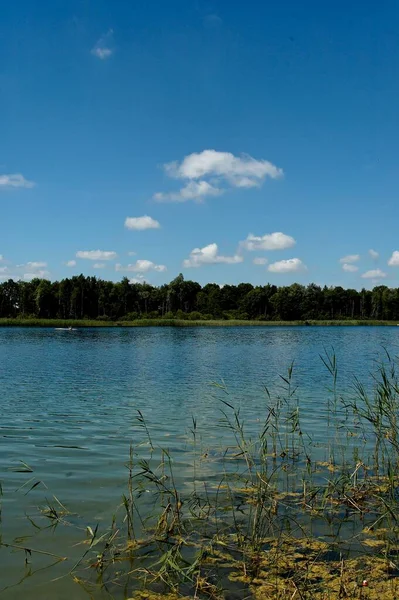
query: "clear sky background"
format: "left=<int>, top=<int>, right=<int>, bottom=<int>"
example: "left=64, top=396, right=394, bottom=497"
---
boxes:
left=1, top=0, right=399, bottom=288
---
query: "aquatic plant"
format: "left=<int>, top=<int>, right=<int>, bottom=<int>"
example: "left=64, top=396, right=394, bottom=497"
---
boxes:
left=2, top=353, right=399, bottom=598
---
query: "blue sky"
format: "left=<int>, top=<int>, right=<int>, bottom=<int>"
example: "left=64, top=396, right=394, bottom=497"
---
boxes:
left=1, top=0, right=399, bottom=288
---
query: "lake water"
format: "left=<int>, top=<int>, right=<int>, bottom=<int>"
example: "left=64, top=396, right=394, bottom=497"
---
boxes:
left=1, top=326, right=399, bottom=598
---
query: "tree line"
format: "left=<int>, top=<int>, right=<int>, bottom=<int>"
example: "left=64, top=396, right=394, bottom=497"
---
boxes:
left=0, top=274, right=398, bottom=321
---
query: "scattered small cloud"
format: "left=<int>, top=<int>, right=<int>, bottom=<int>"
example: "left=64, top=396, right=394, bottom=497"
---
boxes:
left=183, top=243, right=243, bottom=268
left=66, top=260, right=76, bottom=267
left=76, top=250, right=117, bottom=261
left=129, top=274, right=147, bottom=284
left=127, top=251, right=136, bottom=256
left=124, top=215, right=161, bottom=230
left=241, top=232, right=296, bottom=252
left=93, top=263, right=106, bottom=269
left=204, top=13, right=222, bottom=27
left=26, top=261, right=47, bottom=268
left=253, top=257, right=268, bottom=266
left=388, top=251, right=399, bottom=266
left=0, top=266, right=8, bottom=272
left=342, top=263, right=359, bottom=273
left=23, top=270, right=50, bottom=280
left=0, top=174, right=35, bottom=189
left=361, top=269, right=387, bottom=279
left=154, top=149, right=282, bottom=202
left=116, top=260, right=166, bottom=273
left=268, top=258, right=307, bottom=273
left=369, top=249, right=379, bottom=260
left=339, top=254, right=360, bottom=264
left=154, top=181, right=222, bottom=203
left=0, top=255, right=3, bottom=261
left=91, top=29, right=114, bottom=60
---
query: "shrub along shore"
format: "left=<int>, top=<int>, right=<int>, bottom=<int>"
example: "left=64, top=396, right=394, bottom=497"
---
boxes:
left=0, top=317, right=399, bottom=327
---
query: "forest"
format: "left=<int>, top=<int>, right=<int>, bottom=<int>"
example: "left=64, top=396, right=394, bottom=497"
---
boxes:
left=1, top=274, right=399, bottom=321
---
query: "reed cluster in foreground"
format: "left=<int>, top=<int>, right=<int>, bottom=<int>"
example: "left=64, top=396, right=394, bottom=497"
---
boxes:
left=3, top=352, right=399, bottom=598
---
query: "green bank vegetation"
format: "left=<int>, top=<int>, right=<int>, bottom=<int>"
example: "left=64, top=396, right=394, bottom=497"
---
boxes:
left=2, top=273, right=399, bottom=322
left=4, top=353, right=399, bottom=598
left=1, top=317, right=399, bottom=327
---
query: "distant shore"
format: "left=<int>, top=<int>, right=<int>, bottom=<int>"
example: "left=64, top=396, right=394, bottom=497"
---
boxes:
left=1, top=318, right=398, bottom=327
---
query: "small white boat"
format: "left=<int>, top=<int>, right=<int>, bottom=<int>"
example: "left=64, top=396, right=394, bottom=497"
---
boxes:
left=54, top=327, right=77, bottom=331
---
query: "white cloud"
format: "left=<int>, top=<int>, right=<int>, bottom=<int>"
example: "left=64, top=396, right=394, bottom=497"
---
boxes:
left=127, top=251, right=137, bottom=256
left=129, top=274, right=147, bottom=284
left=361, top=269, right=387, bottom=279
left=339, top=254, right=360, bottom=264
left=115, top=260, right=166, bottom=273
left=154, top=180, right=222, bottom=203
left=93, top=263, right=106, bottom=269
left=253, top=257, right=268, bottom=265
left=268, top=258, right=307, bottom=273
left=76, top=250, right=117, bottom=261
left=91, top=30, right=114, bottom=60
left=342, top=263, right=359, bottom=272
left=183, top=243, right=243, bottom=268
left=23, top=270, right=50, bottom=280
left=0, top=174, right=35, bottom=189
left=66, top=260, right=76, bottom=267
left=155, top=149, right=282, bottom=202
left=241, top=232, right=296, bottom=251
left=388, top=251, right=399, bottom=266
left=204, top=14, right=223, bottom=27
left=125, top=215, right=161, bottom=230
left=0, top=255, right=3, bottom=261
left=0, top=266, right=8, bottom=272
left=26, top=261, right=47, bottom=268
left=165, top=150, right=282, bottom=183
left=369, top=249, right=379, bottom=260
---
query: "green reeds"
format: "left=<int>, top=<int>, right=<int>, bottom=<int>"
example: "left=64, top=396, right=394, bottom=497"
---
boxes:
left=3, top=353, right=399, bottom=598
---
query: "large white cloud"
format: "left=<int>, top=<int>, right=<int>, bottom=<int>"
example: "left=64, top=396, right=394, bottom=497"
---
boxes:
left=339, top=254, right=360, bottom=264
left=76, top=250, right=117, bottom=261
left=154, top=181, right=222, bottom=203
left=268, top=258, right=306, bottom=273
left=154, top=149, right=282, bottom=202
left=342, top=263, right=358, bottom=272
left=116, top=260, right=166, bottom=273
left=165, top=150, right=282, bottom=182
left=0, top=174, right=35, bottom=188
left=241, top=232, right=296, bottom=251
left=124, top=215, right=160, bottom=230
left=183, top=243, right=243, bottom=268
left=388, top=251, right=399, bottom=266
left=361, top=269, right=387, bottom=279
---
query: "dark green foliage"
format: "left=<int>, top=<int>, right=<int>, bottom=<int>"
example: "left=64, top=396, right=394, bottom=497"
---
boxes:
left=0, top=274, right=398, bottom=322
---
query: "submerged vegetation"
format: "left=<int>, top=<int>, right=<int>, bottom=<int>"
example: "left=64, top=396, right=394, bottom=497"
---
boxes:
left=2, top=273, right=399, bottom=322
left=3, top=352, right=399, bottom=598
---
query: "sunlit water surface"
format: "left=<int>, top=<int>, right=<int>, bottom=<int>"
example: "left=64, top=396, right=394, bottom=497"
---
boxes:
left=1, top=326, right=398, bottom=598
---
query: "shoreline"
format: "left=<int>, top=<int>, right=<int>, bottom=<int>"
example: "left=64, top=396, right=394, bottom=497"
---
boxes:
left=1, top=318, right=398, bottom=327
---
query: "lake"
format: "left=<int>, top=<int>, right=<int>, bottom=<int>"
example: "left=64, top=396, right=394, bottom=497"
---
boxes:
left=1, top=326, right=399, bottom=599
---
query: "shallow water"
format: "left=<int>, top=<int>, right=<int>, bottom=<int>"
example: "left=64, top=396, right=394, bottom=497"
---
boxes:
left=1, top=326, right=398, bottom=598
